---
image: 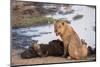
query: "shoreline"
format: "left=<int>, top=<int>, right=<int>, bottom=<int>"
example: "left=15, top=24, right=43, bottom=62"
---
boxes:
left=12, top=23, right=53, bottom=29
left=11, top=48, right=96, bottom=66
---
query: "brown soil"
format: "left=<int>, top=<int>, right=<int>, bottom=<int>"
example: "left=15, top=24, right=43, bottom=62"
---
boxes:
left=11, top=49, right=96, bottom=66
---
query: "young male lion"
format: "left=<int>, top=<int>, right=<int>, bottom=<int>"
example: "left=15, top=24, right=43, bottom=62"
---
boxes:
left=54, top=20, right=88, bottom=60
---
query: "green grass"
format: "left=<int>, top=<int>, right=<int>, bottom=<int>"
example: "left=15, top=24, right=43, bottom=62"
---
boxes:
left=12, top=16, right=54, bottom=28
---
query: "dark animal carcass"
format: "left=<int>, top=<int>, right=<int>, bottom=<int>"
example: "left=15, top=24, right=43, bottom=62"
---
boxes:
left=21, top=39, right=67, bottom=59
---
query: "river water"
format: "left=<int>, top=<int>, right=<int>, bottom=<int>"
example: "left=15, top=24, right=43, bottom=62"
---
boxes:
left=12, top=5, right=96, bottom=49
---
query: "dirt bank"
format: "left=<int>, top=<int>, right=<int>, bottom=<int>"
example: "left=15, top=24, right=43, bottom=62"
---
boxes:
left=11, top=49, right=96, bottom=66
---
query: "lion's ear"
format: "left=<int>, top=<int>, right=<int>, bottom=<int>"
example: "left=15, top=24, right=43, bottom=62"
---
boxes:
left=62, top=22, right=64, bottom=25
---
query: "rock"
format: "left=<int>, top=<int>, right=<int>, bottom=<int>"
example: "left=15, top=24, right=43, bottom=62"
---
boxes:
left=20, top=47, right=39, bottom=59
left=73, top=14, right=83, bottom=20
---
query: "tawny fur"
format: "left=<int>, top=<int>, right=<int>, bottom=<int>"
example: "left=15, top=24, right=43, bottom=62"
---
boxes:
left=54, top=20, right=88, bottom=60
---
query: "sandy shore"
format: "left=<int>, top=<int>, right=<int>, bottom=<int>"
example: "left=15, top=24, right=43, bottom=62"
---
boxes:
left=11, top=49, right=96, bottom=66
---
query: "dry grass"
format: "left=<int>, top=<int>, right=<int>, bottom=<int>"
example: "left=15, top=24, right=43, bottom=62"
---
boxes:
left=11, top=15, right=54, bottom=28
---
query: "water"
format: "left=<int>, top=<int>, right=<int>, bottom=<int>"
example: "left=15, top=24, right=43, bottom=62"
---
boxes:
left=12, top=5, right=95, bottom=48
left=71, top=6, right=95, bottom=48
